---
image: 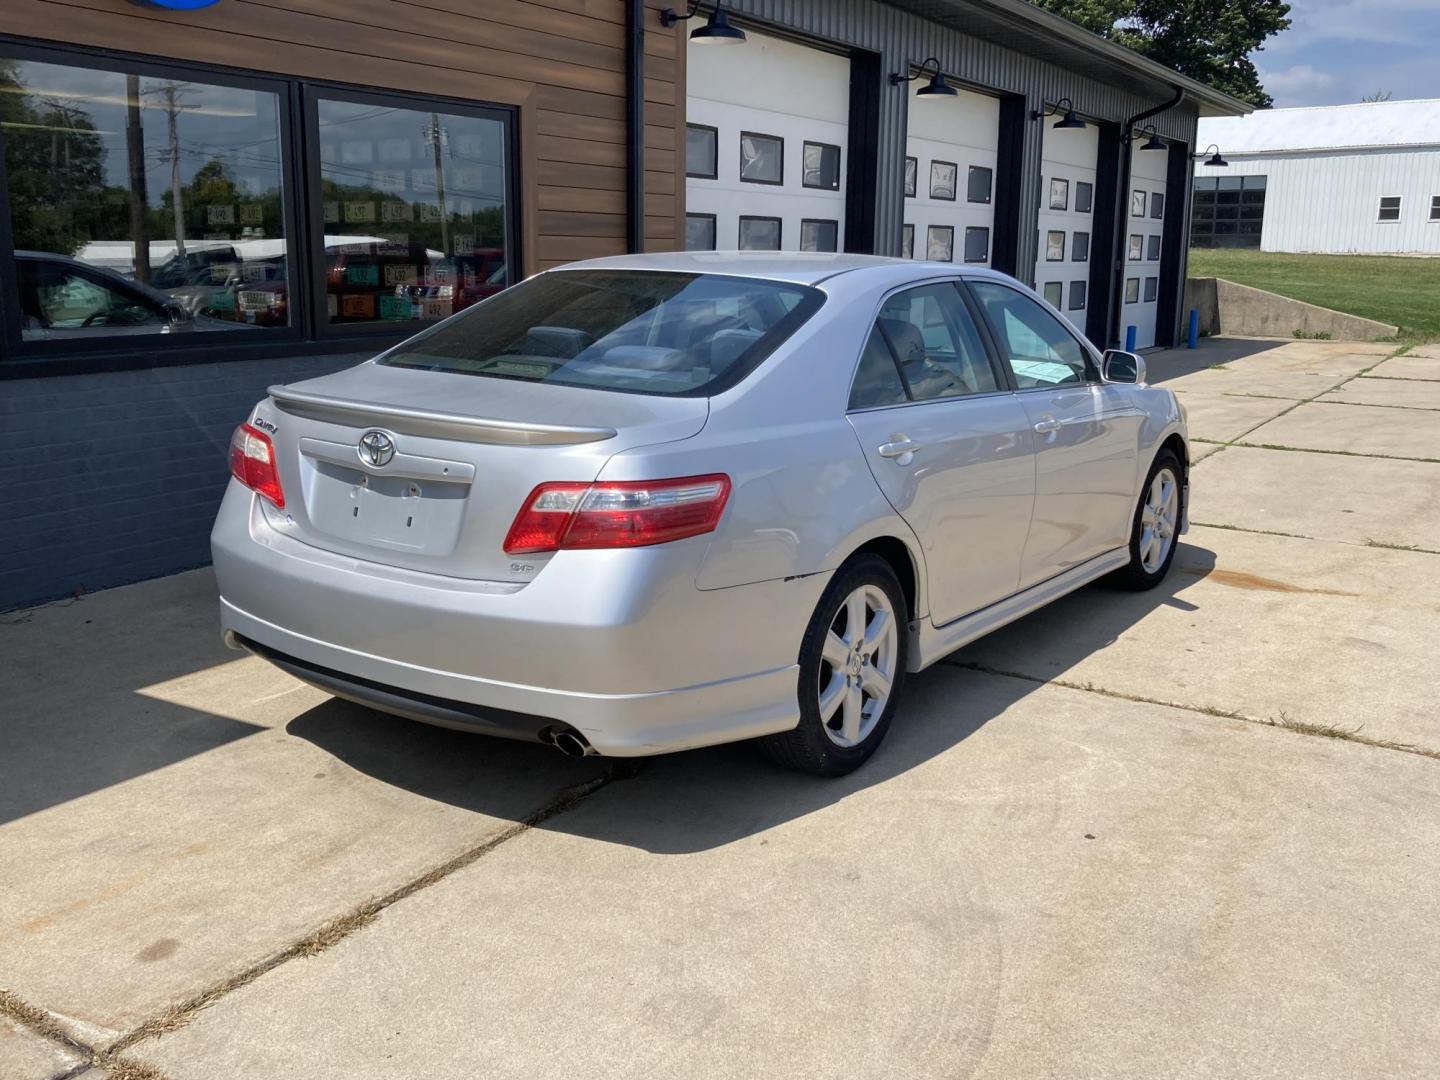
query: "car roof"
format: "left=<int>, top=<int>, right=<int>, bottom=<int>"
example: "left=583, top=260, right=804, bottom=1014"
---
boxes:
left=551, top=251, right=1017, bottom=287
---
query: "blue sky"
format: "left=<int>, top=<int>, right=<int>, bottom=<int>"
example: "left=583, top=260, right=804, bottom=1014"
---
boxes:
left=1255, top=0, right=1440, bottom=106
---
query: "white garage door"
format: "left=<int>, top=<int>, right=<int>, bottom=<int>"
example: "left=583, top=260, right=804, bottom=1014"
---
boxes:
left=1123, top=149, right=1169, bottom=348
left=1034, top=122, right=1099, bottom=335
left=903, top=84, right=998, bottom=266
left=685, top=30, right=848, bottom=253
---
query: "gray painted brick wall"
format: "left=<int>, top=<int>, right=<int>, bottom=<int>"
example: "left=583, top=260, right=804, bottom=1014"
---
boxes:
left=1, top=352, right=370, bottom=610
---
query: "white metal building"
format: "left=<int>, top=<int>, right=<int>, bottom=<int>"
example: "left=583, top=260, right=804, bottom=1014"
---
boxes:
left=1195, top=99, right=1440, bottom=255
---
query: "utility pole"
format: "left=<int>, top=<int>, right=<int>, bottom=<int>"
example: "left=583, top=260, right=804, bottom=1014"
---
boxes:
left=159, top=82, right=188, bottom=257
left=125, top=74, right=150, bottom=283
left=425, top=114, right=450, bottom=255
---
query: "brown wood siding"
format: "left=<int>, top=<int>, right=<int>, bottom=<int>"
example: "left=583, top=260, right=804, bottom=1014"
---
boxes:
left=0, top=0, right=686, bottom=270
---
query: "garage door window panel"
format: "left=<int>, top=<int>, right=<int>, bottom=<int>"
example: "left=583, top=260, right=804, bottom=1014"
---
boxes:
left=802, top=142, right=841, bottom=191
left=967, top=166, right=993, bottom=204
left=800, top=219, right=838, bottom=253
left=685, top=214, right=716, bottom=251
left=739, top=216, right=782, bottom=250
left=971, top=280, right=1094, bottom=388
left=930, top=161, right=958, bottom=201
left=963, top=227, right=989, bottom=264
left=739, top=132, right=783, bottom=185
left=686, top=124, right=718, bottom=180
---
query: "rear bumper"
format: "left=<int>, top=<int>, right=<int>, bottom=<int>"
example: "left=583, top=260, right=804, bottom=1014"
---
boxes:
left=212, top=484, right=824, bottom=756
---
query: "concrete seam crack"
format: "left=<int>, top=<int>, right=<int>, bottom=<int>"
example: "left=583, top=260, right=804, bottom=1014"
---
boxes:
left=106, top=771, right=617, bottom=1057
left=0, top=988, right=172, bottom=1080
left=943, top=660, right=1440, bottom=762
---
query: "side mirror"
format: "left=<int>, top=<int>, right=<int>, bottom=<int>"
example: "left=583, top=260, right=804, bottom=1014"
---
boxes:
left=1102, top=349, right=1146, bottom=385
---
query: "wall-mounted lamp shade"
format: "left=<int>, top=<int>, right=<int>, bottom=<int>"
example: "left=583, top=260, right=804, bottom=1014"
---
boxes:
left=1141, top=132, right=1167, bottom=151
left=690, top=6, right=746, bottom=43
left=661, top=2, right=747, bottom=44
left=1053, top=108, right=1086, bottom=130
left=1201, top=144, right=1229, bottom=167
left=915, top=70, right=958, bottom=98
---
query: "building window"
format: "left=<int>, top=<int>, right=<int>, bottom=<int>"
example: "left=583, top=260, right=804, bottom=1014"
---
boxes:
left=738, top=215, right=781, bottom=250
left=1068, top=280, right=1086, bottom=310
left=315, top=93, right=509, bottom=328
left=1075, top=181, right=1093, bottom=214
left=1147, top=234, right=1161, bottom=261
left=1378, top=195, right=1402, bottom=222
left=926, top=224, right=954, bottom=261
left=967, top=165, right=993, bottom=204
left=1124, top=277, right=1139, bottom=303
left=1191, top=175, right=1265, bottom=249
left=0, top=47, right=519, bottom=370
left=2, top=57, right=291, bottom=342
left=1431, top=195, right=1440, bottom=221
left=685, top=213, right=716, bottom=251
left=1049, top=178, right=1069, bottom=211
left=1150, top=192, right=1165, bottom=219
left=686, top=124, right=718, bottom=179
left=1045, top=231, right=1065, bottom=261
left=903, top=157, right=917, bottom=198
left=963, top=226, right=989, bottom=264
left=1071, top=232, right=1090, bottom=261
left=802, top=142, right=841, bottom=190
left=1143, top=276, right=1158, bottom=302
left=901, top=223, right=914, bottom=259
left=1128, top=234, right=1143, bottom=261
left=929, top=161, right=957, bottom=201
left=1042, top=281, right=1063, bottom=308
left=739, top=132, right=783, bottom=184
left=1131, top=190, right=1146, bottom=217
left=800, top=218, right=838, bottom=252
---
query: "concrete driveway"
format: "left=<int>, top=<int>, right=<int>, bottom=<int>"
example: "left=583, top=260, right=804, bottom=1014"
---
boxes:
left=4, top=338, right=1438, bottom=1080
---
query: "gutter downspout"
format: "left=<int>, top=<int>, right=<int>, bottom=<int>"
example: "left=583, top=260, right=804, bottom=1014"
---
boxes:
left=625, top=0, right=646, bottom=253
left=1107, top=85, right=1183, bottom=347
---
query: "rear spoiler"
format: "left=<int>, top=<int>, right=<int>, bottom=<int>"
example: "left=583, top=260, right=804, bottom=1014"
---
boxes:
left=267, top=385, right=617, bottom=446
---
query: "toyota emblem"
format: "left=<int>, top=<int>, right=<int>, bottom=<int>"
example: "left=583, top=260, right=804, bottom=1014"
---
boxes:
left=358, top=430, right=396, bottom=467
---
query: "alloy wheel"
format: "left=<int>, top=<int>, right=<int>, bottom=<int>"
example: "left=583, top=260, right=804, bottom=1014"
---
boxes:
left=817, top=584, right=899, bottom=748
left=1139, top=467, right=1179, bottom=573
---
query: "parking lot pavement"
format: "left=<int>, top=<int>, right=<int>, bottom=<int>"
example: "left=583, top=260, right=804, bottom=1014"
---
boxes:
left=3, top=337, right=1437, bottom=1079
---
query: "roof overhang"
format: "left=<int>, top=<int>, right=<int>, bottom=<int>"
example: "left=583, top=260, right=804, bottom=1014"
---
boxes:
left=883, top=0, right=1254, bottom=118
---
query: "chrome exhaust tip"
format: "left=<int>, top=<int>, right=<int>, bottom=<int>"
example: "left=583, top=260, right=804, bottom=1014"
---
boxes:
left=550, top=729, right=595, bottom=758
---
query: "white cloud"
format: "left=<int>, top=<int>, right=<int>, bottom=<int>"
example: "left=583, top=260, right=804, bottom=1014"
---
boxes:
left=1278, top=0, right=1436, bottom=48
left=1258, top=63, right=1337, bottom=99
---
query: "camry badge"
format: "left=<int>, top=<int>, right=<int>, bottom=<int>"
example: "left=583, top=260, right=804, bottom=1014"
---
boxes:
left=358, top=430, right=396, bottom=467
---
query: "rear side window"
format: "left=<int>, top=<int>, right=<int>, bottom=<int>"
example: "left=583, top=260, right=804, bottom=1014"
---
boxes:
left=381, top=270, right=822, bottom=396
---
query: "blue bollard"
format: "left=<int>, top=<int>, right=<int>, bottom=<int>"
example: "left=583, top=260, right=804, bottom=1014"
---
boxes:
left=1125, top=324, right=1137, bottom=352
left=1188, top=309, right=1200, bottom=349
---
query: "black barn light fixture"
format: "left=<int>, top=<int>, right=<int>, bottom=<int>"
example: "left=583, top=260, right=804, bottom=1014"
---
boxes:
left=1031, top=96, right=1086, bottom=129
left=888, top=57, right=958, bottom=99
left=1196, top=143, right=1229, bottom=166
left=660, top=1, right=747, bottom=44
left=1129, top=123, right=1167, bottom=151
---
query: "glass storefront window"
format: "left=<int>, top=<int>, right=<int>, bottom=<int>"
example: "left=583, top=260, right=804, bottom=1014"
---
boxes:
left=1, top=58, right=288, bottom=339
left=314, top=96, right=509, bottom=328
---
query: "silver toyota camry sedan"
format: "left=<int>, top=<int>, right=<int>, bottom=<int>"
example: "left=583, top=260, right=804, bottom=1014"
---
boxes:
left=212, top=252, right=1187, bottom=776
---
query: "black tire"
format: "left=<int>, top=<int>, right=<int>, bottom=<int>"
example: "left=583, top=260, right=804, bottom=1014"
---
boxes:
left=759, top=554, right=909, bottom=777
left=1111, top=449, right=1184, bottom=591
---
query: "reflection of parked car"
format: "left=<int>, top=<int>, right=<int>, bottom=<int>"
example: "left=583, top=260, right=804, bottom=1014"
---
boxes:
left=15, top=251, right=250, bottom=340
left=214, top=253, right=1188, bottom=776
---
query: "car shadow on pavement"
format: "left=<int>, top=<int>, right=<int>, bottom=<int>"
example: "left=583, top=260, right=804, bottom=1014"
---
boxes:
left=287, top=542, right=1217, bottom=855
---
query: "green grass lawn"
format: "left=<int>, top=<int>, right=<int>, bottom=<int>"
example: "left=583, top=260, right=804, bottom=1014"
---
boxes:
left=1187, top=248, right=1440, bottom=342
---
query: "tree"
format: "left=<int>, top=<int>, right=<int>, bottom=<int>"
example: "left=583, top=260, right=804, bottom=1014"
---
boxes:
left=1361, top=90, right=1393, bottom=103
left=1031, top=0, right=1291, bottom=108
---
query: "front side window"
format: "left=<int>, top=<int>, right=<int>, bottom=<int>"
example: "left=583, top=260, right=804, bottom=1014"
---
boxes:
left=970, top=280, right=1093, bottom=388
left=872, top=283, right=999, bottom=401
left=2, top=57, right=289, bottom=340
left=380, top=270, right=821, bottom=397
left=315, top=96, right=508, bottom=328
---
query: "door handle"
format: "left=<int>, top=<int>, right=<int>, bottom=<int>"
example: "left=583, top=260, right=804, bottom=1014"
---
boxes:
left=877, top=437, right=918, bottom=464
left=1033, top=417, right=1063, bottom=434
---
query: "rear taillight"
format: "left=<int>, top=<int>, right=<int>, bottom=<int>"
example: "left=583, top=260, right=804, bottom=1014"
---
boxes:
left=503, top=474, right=731, bottom=554
left=228, top=422, right=285, bottom=509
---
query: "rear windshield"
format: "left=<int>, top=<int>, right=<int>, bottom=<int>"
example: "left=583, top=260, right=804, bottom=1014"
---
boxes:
left=379, top=269, right=823, bottom=396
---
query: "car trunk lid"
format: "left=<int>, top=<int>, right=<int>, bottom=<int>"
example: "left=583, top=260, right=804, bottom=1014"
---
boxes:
left=252, top=361, right=708, bottom=583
